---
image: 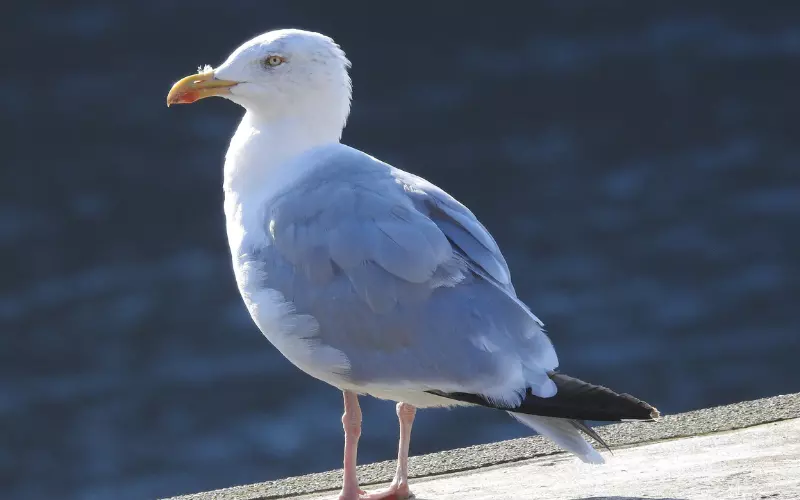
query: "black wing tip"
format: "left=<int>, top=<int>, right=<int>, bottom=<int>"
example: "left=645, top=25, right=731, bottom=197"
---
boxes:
left=427, top=372, right=662, bottom=422
left=617, top=392, right=661, bottom=421
left=649, top=405, right=662, bottom=420
left=549, top=373, right=661, bottom=422
left=622, top=408, right=661, bottom=422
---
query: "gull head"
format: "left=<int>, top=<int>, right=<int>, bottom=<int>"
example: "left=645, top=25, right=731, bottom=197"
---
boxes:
left=167, top=29, right=352, bottom=128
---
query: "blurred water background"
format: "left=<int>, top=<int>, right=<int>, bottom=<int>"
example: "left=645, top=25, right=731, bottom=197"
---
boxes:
left=1, top=1, right=799, bottom=499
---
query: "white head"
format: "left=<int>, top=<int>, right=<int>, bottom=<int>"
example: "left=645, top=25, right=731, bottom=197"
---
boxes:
left=168, top=29, right=352, bottom=136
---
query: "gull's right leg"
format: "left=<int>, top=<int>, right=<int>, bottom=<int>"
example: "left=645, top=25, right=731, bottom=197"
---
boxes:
left=339, top=390, right=364, bottom=500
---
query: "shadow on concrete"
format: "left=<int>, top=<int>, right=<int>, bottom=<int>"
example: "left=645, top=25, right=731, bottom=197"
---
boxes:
left=408, top=497, right=686, bottom=500
left=572, top=497, right=686, bottom=500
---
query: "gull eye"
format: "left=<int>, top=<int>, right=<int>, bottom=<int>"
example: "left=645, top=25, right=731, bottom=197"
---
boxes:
left=263, top=55, right=285, bottom=68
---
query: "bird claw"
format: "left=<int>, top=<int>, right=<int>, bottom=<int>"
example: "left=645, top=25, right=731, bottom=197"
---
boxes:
left=339, top=483, right=413, bottom=500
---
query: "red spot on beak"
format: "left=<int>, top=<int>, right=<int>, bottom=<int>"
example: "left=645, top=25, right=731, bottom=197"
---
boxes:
left=174, top=90, right=200, bottom=104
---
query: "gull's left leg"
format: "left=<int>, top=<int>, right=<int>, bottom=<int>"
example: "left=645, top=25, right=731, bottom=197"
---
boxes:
left=389, top=402, right=417, bottom=497
left=360, top=402, right=417, bottom=500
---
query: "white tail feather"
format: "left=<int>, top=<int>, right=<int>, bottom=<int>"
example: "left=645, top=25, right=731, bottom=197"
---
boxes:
left=509, top=412, right=605, bottom=464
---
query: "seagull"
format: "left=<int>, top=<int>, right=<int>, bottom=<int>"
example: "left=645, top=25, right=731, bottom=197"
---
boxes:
left=167, top=29, right=659, bottom=500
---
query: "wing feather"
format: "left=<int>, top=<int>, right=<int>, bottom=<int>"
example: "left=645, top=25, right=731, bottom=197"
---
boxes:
left=255, top=146, right=557, bottom=401
left=396, top=172, right=512, bottom=288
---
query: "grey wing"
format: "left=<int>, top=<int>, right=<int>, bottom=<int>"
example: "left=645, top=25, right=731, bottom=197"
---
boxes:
left=398, top=171, right=513, bottom=290
left=396, top=170, right=544, bottom=323
left=256, top=155, right=558, bottom=403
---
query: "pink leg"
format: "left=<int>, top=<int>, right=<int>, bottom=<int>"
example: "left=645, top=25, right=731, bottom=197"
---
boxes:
left=390, top=402, right=417, bottom=496
left=338, top=396, right=418, bottom=500
left=358, top=402, right=417, bottom=500
left=339, top=391, right=363, bottom=500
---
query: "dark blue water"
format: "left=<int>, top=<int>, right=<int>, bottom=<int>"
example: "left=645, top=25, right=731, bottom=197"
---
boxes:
left=1, top=2, right=799, bottom=499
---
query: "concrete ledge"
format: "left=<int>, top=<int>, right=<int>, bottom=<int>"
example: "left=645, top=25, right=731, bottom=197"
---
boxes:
left=164, top=393, right=800, bottom=500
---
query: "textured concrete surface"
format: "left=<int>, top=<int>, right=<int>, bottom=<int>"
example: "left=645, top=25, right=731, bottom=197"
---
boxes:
left=164, top=393, right=800, bottom=500
left=307, top=419, right=800, bottom=500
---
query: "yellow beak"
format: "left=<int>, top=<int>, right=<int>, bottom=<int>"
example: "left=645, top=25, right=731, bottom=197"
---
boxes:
left=166, top=71, right=239, bottom=106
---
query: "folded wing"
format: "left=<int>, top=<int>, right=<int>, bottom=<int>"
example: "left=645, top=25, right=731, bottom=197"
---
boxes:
left=255, top=146, right=558, bottom=402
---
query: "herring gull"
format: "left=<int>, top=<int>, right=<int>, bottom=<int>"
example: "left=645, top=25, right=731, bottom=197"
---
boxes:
left=167, top=29, right=659, bottom=500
